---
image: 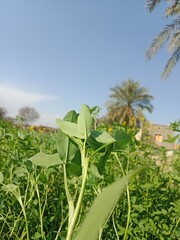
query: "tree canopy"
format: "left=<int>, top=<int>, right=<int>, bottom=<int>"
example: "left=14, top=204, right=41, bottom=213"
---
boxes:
left=0, top=107, right=7, bottom=119
left=105, top=79, right=154, bottom=127
left=18, top=106, right=40, bottom=124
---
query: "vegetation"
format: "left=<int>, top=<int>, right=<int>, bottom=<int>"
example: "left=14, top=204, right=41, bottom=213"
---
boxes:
left=0, top=105, right=179, bottom=240
left=146, top=0, right=180, bottom=79
left=18, top=106, right=40, bottom=124
left=105, top=79, right=153, bottom=127
left=0, top=107, right=7, bottom=118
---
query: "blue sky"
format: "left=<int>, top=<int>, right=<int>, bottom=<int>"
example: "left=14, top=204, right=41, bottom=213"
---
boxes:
left=0, top=0, right=179, bottom=127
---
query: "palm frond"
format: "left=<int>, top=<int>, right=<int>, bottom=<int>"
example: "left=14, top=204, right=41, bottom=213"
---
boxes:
left=146, top=0, right=162, bottom=13
left=146, top=17, right=180, bottom=60
left=137, top=101, right=154, bottom=113
left=168, top=30, right=180, bottom=52
left=161, top=46, right=180, bottom=79
left=166, top=0, right=180, bottom=17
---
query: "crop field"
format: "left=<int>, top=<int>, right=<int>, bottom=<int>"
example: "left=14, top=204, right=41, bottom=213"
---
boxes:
left=0, top=106, right=179, bottom=240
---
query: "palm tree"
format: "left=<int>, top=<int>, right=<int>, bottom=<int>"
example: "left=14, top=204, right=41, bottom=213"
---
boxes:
left=145, top=0, right=180, bottom=79
left=105, top=79, right=154, bottom=127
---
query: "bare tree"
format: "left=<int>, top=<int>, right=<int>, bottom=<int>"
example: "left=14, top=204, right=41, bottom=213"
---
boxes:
left=18, top=106, right=40, bottom=124
left=0, top=107, right=7, bottom=119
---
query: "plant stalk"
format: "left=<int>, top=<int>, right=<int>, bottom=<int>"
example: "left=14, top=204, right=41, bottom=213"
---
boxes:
left=35, top=183, right=45, bottom=240
left=63, top=163, right=75, bottom=228
left=66, top=149, right=89, bottom=240
left=123, top=185, right=131, bottom=240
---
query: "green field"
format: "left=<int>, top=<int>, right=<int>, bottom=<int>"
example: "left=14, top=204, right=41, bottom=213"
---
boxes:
left=0, top=106, right=179, bottom=240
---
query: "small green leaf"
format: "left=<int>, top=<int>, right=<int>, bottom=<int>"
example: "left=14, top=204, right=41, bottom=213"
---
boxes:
left=66, top=150, right=82, bottom=176
left=161, top=209, right=167, bottom=215
left=87, top=136, right=103, bottom=151
left=163, top=134, right=179, bottom=143
left=38, top=173, right=48, bottom=184
left=91, top=165, right=103, bottom=179
left=91, top=131, right=115, bottom=144
left=34, top=232, right=41, bottom=239
left=114, top=130, right=131, bottom=149
left=78, top=105, right=92, bottom=139
left=56, top=130, right=78, bottom=163
left=64, top=110, right=78, bottom=122
left=56, top=119, right=84, bottom=139
left=56, top=109, right=80, bottom=162
left=149, top=219, right=156, bottom=232
left=141, top=183, right=152, bottom=189
left=0, top=172, right=4, bottom=183
left=1, top=184, right=18, bottom=193
left=74, top=167, right=143, bottom=240
left=14, top=167, right=27, bottom=177
left=67, top=163, right=82, bottom=176
left=98, top=144, right=114, bottom=175
left=29, top=152, right=62, bottom=167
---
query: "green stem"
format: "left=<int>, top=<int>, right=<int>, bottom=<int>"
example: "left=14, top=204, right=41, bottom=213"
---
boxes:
left=2, top=184, right=30, bottom=239
left=113, top=152, right=131, bottom=240
left=66, top=148, right=89, bottom=240
left=98, top=226, right=103, bottom=240
left=0, top=210, right=21, bottom=239
left=63, top=163, right=75, bottom=228
left=55, top=201, right=68, bottom=240
left=35, top=183, right=45, bottom=240
left=18, top=195, right=30, bottom=240
left=123, top=185, right=131, bottom=240
left=113, top=152, right=125, bottom=176
left=89, top=142, right=112, bottom=160
left=112, top=211, right=119, bottom=240
left=126, top=145, right=130, bottom=173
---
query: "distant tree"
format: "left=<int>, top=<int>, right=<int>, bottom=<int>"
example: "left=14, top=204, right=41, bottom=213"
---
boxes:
left=105, top=79, right=154, bottom=127
left=0, top=107, right=7, bottom=119
left=18, top=106, right=40, bottom=124
left=145, top=0, right=180, bottom=79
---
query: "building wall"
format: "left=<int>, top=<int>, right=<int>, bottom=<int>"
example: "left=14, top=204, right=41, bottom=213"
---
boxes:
left=148, top=124, right=174, bottom=149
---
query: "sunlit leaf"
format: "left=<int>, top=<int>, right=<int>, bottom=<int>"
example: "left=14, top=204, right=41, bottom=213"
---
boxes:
left=56, top=110, right=81, bottom=165
left=56, top=131, right=79, bottom=163
left=14, top=166, right=27, bottom=177
left=56, top=119, right=84, bottom=139
left=29, top=152, right=62, bottom=167
left=1, top=184, right=18, bottom=193
left=78, top=105, right=92, bottom=139
left=91, top=165, right=103, bottom=179
left=75, top=168, right=143, bottom=240
left=34, top=232, right=41, bottom=239
left=91, top=131, right=115, bottom=144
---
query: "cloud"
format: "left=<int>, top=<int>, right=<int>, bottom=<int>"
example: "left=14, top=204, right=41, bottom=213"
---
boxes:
left=0, top=85, right=58, bottom=116
left=0, top=85, right=57, bottom=104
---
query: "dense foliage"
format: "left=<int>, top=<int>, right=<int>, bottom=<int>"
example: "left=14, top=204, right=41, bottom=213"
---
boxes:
left=0, top=110, right=179, bottom=240
left=105, top=79, right=153, bottom=127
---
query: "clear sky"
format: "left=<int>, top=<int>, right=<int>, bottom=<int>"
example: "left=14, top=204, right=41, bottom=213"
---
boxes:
left=0, top=0, right=179, bottom=127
